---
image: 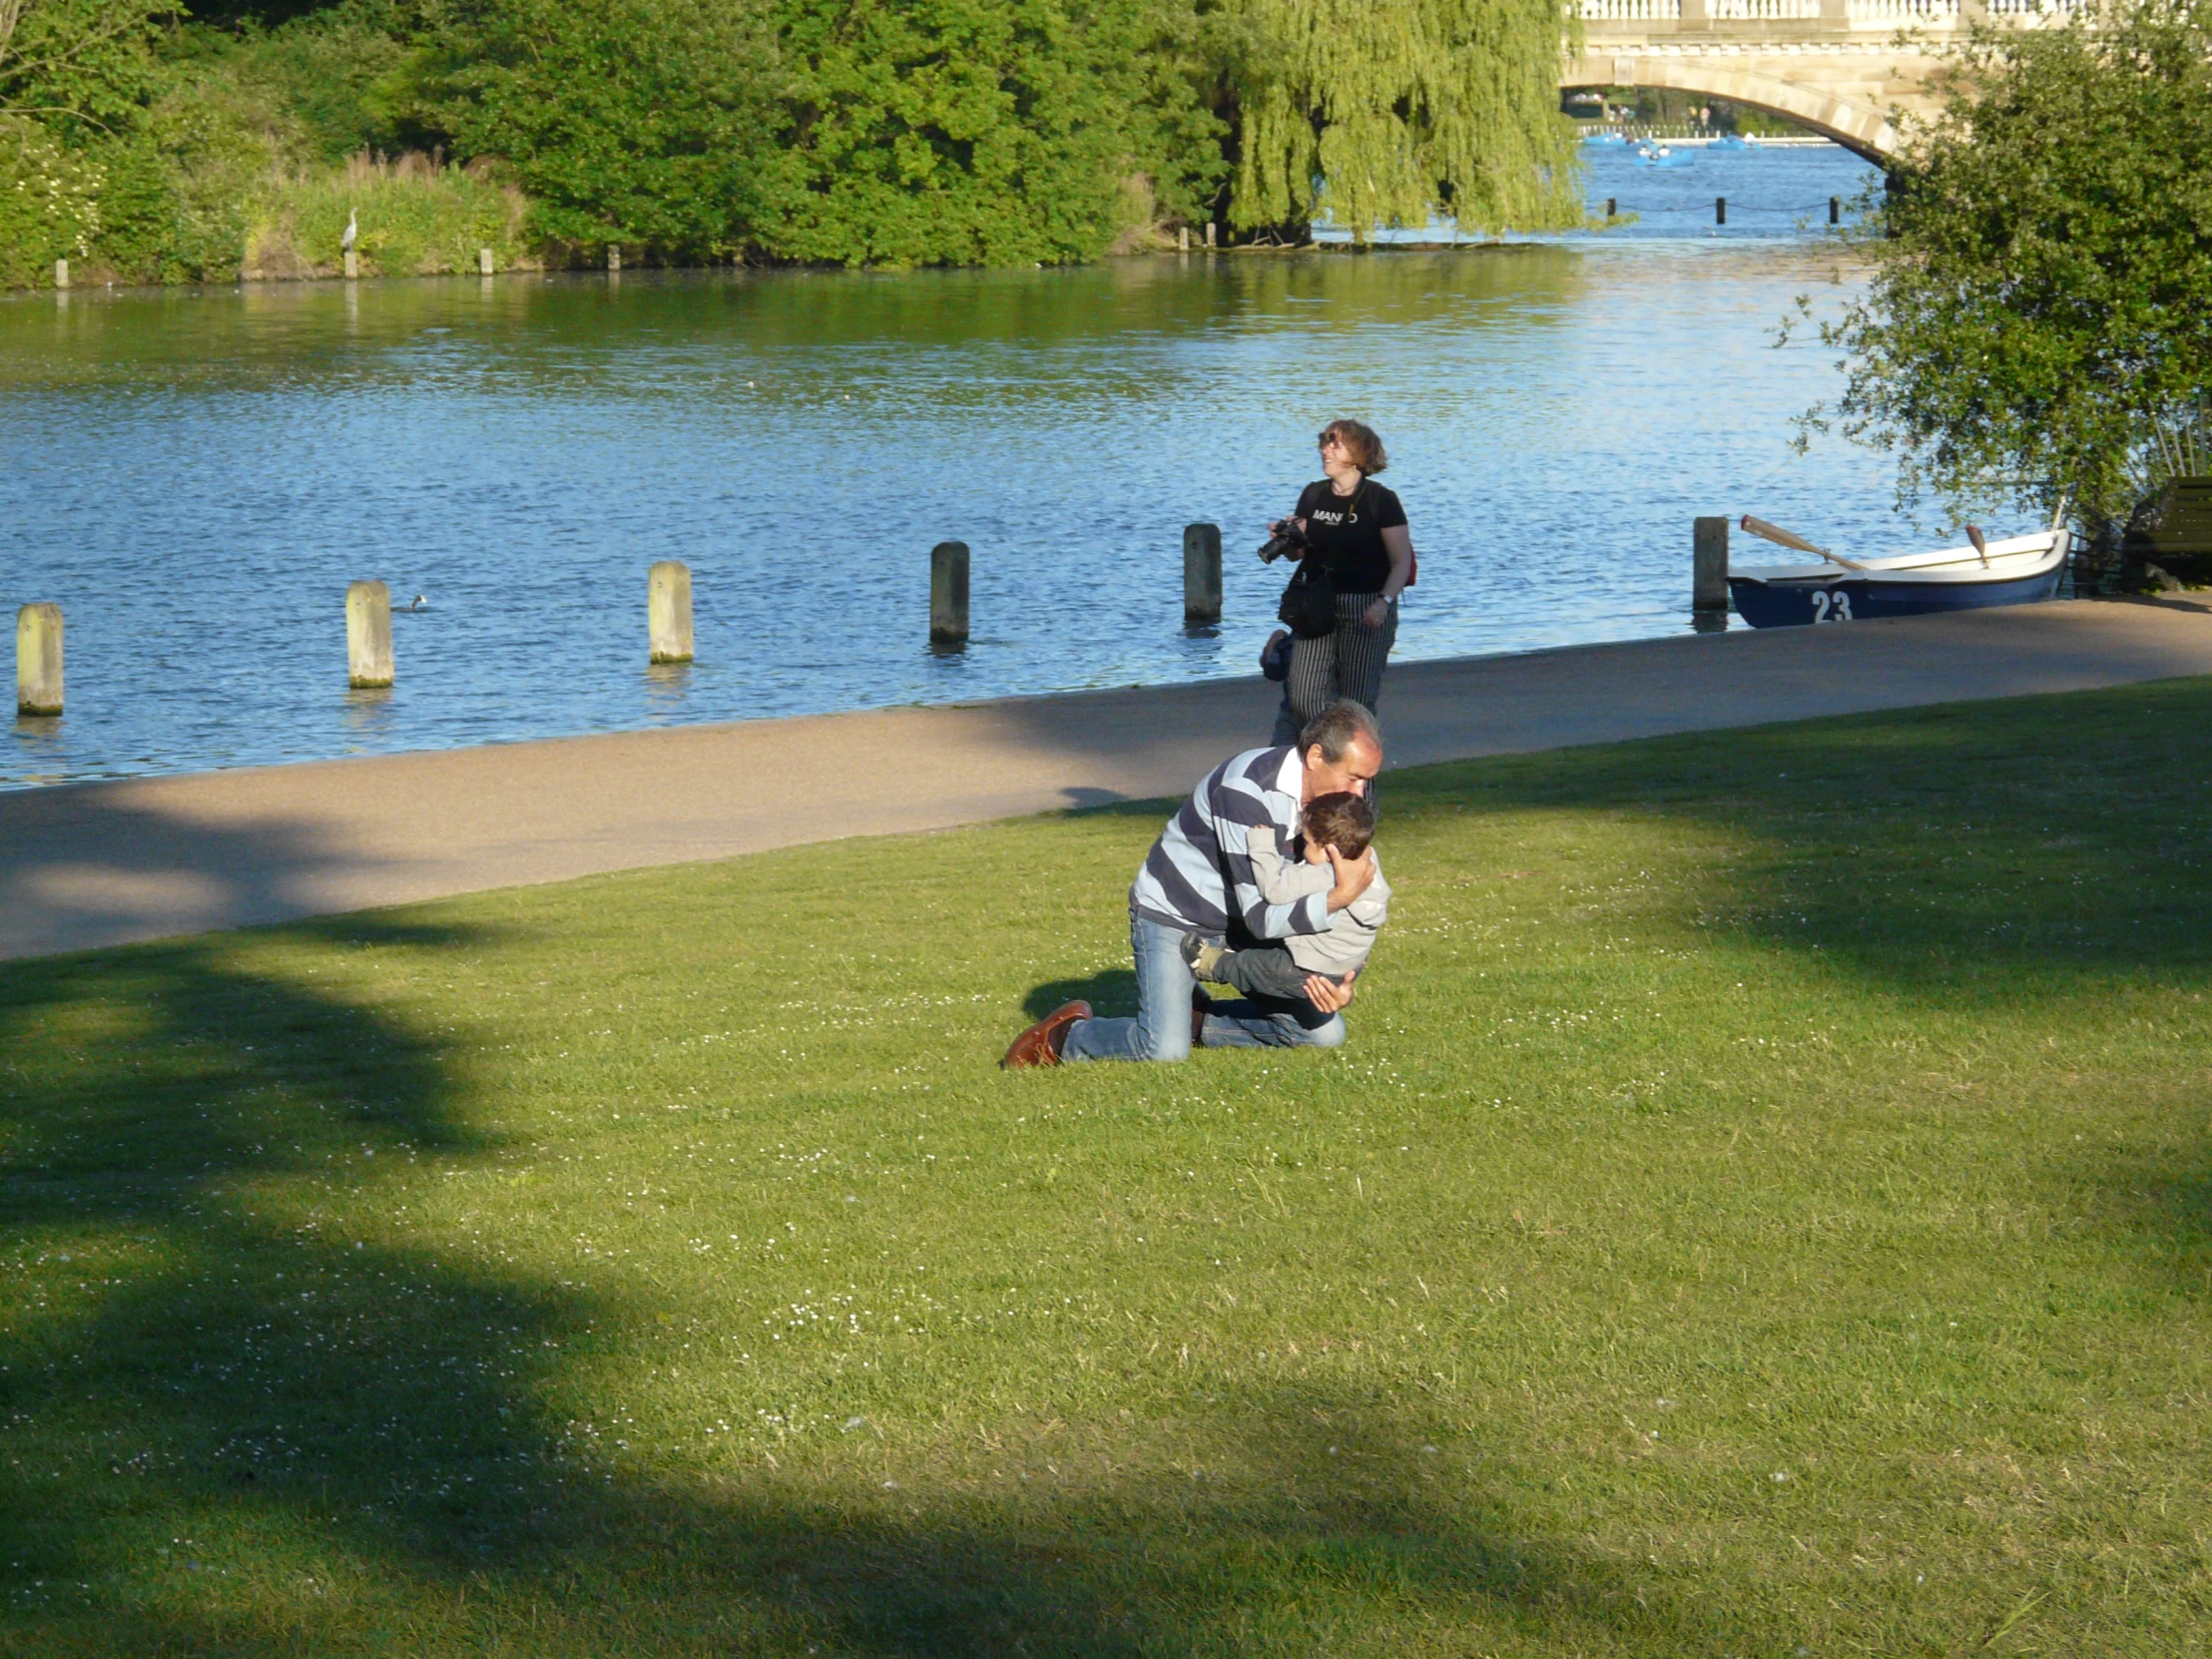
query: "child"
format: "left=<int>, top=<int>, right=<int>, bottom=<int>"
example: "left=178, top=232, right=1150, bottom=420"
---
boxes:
left=1182, top=791, right=1388, bottom=1000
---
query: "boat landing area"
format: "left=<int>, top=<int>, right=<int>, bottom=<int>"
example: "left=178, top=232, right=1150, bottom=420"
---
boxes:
left=4, top=598, right=2210, bottom=963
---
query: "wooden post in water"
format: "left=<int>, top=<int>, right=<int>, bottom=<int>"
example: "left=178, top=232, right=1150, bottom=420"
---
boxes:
left=478, top=247, right=494, bottom=276
left=346, top=580, right=393, bottom=689
left=608, top=245, right=622, bottom=274
left=930, top=542, right=969, bottom=645
left=1715, top=197, right=1727, bottom=226
left=1178, top=226, right=1189, bottom=253
left=343, top=250, right=359, bottom=280
left=1693, top=517, right=1730, bottom=613
left=54, top=259, right=69, bottom=290
left=1204, top=222, right=1216, bottom=249
left=16, top=604, right=62, bottom=717
left=1830, top=196, right=1841, bottom=225
left=1183, top=523, right=1223, bottom=624
left=649, top=561, right=694, bottom=664
left=1604, top=198, right=1616, bottom=220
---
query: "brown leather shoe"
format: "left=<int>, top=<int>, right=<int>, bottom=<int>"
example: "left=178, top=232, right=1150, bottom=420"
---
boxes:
left=1001, top=1000, right=1092, bottom=1069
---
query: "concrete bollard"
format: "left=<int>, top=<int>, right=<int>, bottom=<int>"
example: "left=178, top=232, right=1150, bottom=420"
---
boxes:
left=343, top=250, right=359, bottom=280
left=1183, top=522, right=1223, bottom=623
left=346, top=580, right=393, bottom=689
left=648, top=561, right=694, bottom=664
left=478, top=247, right=494, bottom=276
left=1716, top=197, right=1727, bottom=226
left=54, top=259, right=69, bottom=290
left=1178, top=226, right=1190, bottom=253
left=1693, top=517, right=1730, bottom=612
left=16, top=604, right=63, bottom=717
left=1204, top=222, right=1216, bottom=249
left=929, top=541, right=969, bottom=644
left=608, top=245, right=622, bottom=274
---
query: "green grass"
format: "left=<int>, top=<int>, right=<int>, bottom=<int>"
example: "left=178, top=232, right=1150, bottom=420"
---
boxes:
left=5, top=679, right=2211, bottom=1655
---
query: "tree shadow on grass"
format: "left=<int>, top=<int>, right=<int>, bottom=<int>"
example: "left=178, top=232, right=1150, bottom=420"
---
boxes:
left=0, top=878, right=1775, bottom=1655
left=1023, top=968, right=1137, bottom=1021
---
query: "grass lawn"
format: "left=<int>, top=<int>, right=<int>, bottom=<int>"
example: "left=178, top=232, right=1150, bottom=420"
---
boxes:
left=3, top=678, right=2210, bottom=1656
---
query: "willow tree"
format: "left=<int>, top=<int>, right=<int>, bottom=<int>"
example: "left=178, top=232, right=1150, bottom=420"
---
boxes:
left=1227, top=0, right=1582, bottom=238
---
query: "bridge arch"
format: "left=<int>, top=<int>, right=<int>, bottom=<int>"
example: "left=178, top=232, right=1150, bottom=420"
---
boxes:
left=1560, top=57, right=1904, bottom=160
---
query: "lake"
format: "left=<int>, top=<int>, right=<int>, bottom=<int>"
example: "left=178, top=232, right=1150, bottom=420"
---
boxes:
left=5, top=142, right=1957, bottom=790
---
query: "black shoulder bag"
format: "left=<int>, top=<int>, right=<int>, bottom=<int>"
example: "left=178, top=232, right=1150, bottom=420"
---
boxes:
left=1277, top=481, right=1361, bottom=639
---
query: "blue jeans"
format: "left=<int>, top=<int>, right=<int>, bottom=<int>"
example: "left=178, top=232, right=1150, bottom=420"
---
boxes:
left=1059, top=912, right=1348, bottom=1063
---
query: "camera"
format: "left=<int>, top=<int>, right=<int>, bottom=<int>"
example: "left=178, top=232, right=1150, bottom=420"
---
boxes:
left=1257, top=518, right=1308, bottom=563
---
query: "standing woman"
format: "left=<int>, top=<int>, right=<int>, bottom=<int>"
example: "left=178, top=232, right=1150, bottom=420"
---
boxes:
left=1268, top=419, right=1415, bottom=745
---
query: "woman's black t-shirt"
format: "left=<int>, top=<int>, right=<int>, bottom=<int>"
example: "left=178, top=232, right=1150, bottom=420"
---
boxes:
left=1296, top=478, right=1406, bottom=594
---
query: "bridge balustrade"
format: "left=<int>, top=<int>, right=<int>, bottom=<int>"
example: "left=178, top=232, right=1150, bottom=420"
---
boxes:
left=1575, top=0, right=2082, bottom=29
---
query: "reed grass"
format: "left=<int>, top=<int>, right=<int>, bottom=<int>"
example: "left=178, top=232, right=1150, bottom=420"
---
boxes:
left=2, top=677, right=2209, bottom=1654
left=245, top=150, right=534, bottom=280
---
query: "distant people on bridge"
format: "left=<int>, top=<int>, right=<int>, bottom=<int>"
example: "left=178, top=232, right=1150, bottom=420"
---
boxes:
left=1261, top=420, right=1415, bottom=747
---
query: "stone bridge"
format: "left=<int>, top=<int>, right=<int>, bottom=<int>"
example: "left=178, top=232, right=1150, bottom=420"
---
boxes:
left=1563, top=0, right=2083, bottom=159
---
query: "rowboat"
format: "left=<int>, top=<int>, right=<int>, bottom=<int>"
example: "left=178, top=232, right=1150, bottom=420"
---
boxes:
left=1726, top=524, right=2070, bottom=629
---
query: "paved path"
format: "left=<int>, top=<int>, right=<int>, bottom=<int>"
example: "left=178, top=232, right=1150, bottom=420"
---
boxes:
left=5, top=598, right=2210, bottom=962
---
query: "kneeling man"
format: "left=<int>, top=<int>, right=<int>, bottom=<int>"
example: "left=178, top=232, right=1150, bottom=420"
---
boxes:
left=1003, top=700, right=1382, bottom=1067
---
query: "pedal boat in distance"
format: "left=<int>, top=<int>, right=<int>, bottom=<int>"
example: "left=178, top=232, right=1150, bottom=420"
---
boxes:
left=1727, top=527, right=2070, bottom=629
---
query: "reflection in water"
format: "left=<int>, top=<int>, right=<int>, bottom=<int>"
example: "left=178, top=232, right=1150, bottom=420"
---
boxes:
left=3, top=150, right=1975, bottom=790
left=643, top=660, right=692, bottom=711
left=341, top=686, right=395, bottom=749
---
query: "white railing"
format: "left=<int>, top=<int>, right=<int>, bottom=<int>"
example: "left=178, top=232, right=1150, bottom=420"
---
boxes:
left=1575, top=0, right=2083, bottom=25
left=1846, top=0, right=1959, bottom=21
left=1709, top=0, right=1822, bottom=18
left=1574, top=0, right=1683, bottom=20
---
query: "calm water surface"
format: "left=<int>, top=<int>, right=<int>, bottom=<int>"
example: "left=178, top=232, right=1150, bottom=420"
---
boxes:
left=6, top=145, right=1971, bottom=790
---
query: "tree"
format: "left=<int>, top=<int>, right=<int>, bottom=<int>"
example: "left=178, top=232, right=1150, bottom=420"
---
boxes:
left=1808, top=0, right=2212, bottom=536
left=429, top=0, right=779, bottom=255
left=1223, top=0, right=1582, bottom=240
left=0, top=0, right=171, bottom=135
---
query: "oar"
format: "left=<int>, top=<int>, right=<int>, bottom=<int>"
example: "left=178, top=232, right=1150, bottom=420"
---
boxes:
left=1738, top=515, right=1874, bottom=572
left=1965, top=525, right=1990, bottom=568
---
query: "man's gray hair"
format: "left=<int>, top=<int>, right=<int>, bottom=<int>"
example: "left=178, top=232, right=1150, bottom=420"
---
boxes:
left=1299, top=700, right=1381, bottom=763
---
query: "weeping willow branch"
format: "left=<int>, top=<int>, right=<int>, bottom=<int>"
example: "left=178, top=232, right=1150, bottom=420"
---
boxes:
left=1227, top=0, right=1583, bottom=238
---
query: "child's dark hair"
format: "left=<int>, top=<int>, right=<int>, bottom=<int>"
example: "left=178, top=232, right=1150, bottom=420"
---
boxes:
left=1303, top=791, right=1376, bottom=858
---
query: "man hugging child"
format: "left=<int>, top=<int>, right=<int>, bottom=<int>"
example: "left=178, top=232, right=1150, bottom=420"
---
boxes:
left=1182, top=791, right=1389, bottom=1000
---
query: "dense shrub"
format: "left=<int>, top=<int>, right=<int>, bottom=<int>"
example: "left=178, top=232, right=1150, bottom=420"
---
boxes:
left=428, top=0, right=776, bottom=257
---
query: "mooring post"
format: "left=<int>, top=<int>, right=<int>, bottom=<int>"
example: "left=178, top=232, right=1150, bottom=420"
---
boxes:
left=649, top=561, right=694, bottom=664
left=1178, top=226, right=1190, bottom=253
left=1830, top=196, right=1841, bottom=225
left=930, top=541, right=970, bottom=644
left=1716, top=197, right=1727, bottom=226
left=1604, top=197, right=1616, bottom=220
left=1204, top=222, right=1216, bottom=250
left=1183, top=523, right=1223, bottom=624
left=609, top=245, right=622, bottom=274
left=478, top=247, right=494, bottom=276
left=346, top=580, right=393, bottom=689
left=16, top=604, right=62, bottom=717
left=53, top=259, right=69, bottom=290
left=343, top=250, right=359, bottom=280
left=1693, top=517, right=1730, bottom=612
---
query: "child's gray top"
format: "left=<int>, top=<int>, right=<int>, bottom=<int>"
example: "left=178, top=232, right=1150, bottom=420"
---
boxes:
left=1246, top=825, right=1390, bottom=977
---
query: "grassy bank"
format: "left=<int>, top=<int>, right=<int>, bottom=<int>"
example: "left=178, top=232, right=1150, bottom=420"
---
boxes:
left=3, top=679, right=2209, bottom=1654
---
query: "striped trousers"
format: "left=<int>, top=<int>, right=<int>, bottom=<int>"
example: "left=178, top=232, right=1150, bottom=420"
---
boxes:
left=1270, top=590, right=1397, bottom=747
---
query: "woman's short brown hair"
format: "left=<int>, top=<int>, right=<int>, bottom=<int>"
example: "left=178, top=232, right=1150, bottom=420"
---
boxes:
left=1321, top=419, right=1387, bottom=476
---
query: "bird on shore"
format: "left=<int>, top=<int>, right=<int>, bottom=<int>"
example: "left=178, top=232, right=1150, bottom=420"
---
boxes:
left=341, top=210, right=358, bottom=254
